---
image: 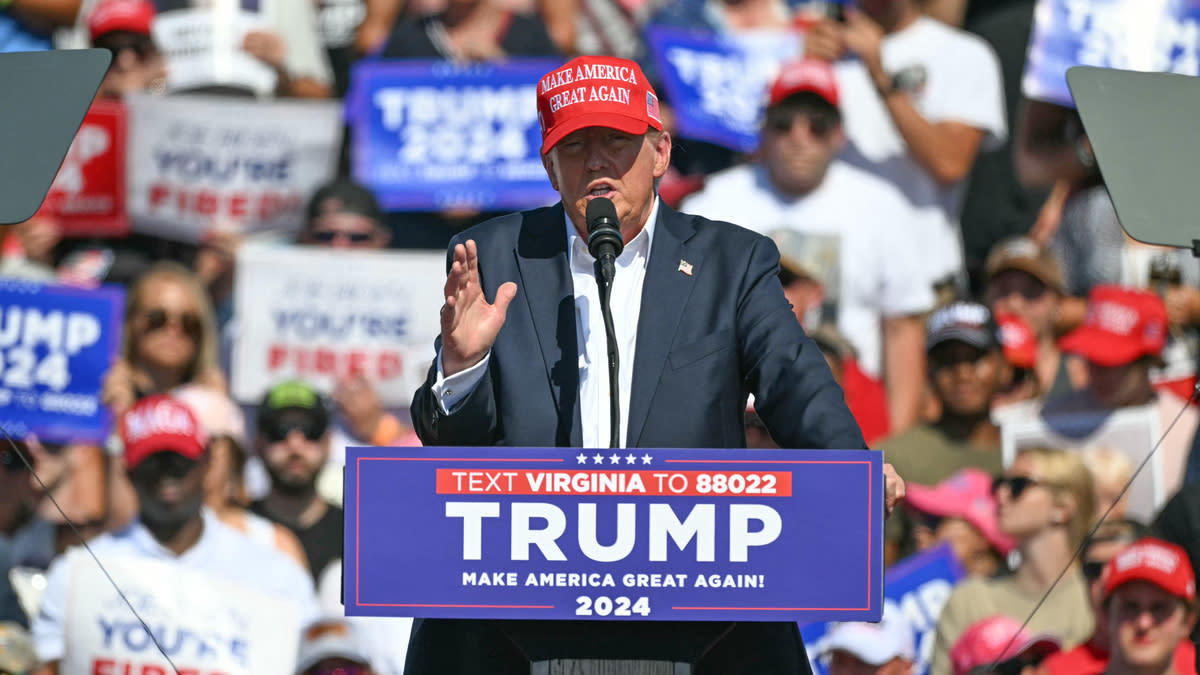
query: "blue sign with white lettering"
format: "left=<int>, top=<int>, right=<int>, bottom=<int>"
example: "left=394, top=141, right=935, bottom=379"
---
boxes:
left=344, top=446, right=884, bottom=622
left=0, top=280, right=124, bottom=443
left=348, top=59, right=563, bottom=211
left=645, top=26, right=801, bottom=152
left=1023, top=0, right=1200, bottom=107
left=801, top=543, right=964, bottom=675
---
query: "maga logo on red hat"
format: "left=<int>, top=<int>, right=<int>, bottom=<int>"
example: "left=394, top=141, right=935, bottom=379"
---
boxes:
left=536, top=56, right=663, bottom=155
left=120, top=394, right=207, bottom=469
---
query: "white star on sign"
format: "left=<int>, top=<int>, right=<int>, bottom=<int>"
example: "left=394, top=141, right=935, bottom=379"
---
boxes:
left=642, top=454, right=653, bottom=465
left=610, top=453, right=622, bottom=464
left=576, top=453, right=588, bottom=464
left=625, top=454, right=637, bottom=464
left=593, top=453, right=605, bottom=464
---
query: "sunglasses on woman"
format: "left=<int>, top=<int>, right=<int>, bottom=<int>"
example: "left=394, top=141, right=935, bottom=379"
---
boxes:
left=992, top=475, right=1043, bottom=500
left=310, top=230, right=373, bottom=244
left=140, top=307, right=203, bottom=340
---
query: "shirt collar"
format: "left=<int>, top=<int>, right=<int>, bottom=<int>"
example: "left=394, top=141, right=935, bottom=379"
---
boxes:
left=565, top=196, right=659, bottom=268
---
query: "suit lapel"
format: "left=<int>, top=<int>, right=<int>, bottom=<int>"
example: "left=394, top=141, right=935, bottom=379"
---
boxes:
left=626, top=204, right=699, bottom=447
left=514, top=204, right=583, bottom=446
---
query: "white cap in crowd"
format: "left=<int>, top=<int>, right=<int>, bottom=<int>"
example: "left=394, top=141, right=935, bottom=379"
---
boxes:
left=817, top=607, right=916, bottom=666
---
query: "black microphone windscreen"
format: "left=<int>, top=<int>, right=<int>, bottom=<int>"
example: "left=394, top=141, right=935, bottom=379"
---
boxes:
left=585, top=197, right=619, bottom=233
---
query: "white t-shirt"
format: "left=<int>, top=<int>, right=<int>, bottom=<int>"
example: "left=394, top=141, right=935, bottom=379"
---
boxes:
left=33, top=508, right=319, bottom=663
left=833, top=16, right=1007, bottom=286
left=680, top=160, right=935, bottom=378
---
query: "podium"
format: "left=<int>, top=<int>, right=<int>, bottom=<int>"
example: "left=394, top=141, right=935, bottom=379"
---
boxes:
left=344, top=446, right=885, bottom=674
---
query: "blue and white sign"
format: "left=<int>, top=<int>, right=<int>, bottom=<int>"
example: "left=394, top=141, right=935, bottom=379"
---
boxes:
left=646, top=26, right=801, bottom=152
left=1023, top=0, right=1200, bottom=107
left=802, top=543, right=965, bottom=675
left=344, top=446, right=884, bottom=623
left=349, top=59, right=563, bottom=211
left=0, top=280, right=123, bottom=443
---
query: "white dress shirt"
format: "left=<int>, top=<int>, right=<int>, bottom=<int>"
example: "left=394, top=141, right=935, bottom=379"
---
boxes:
left=433, top=198, right=660, bottom=448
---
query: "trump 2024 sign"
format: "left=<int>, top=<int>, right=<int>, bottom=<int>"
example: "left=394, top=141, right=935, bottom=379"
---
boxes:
left=344, top=447, right=884, bottom=623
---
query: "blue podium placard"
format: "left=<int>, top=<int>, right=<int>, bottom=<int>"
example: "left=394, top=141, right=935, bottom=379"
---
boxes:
left=344, top=446, right=884, bottom=623
left=802, top=543, right=965, bottom=675
left=0, top=279, right=123, bottom=443
left=348, top=59, right=563, bottom=211
left=1023, top=0, right=1200, bottom=107
left=645, top=26, right=800, bottom=152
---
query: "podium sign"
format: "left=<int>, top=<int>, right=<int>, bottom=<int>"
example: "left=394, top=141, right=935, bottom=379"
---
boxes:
left=344, top=447, right=884, bottom=623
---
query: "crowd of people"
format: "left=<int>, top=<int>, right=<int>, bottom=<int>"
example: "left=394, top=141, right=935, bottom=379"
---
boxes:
left=2, top=0, right=1199, bottom=673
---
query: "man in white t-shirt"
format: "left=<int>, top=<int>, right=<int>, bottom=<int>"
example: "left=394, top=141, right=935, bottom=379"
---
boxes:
left=681, top=58, right=934, bottom=434
left=804, top=0, right=1007, bottom=297
left=31, top=395, right=319, bottom=674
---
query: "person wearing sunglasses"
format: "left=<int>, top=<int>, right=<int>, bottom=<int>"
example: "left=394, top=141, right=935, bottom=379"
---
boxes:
left=250, top=381, right=343, bottom=585
left=29, top=395, right=318, bottom=675
left=1039, top=521, right=1197, bottom=675
left=983, top=236, right=1083, bottom=402
left=294, top=618, right=378, bottom=675
left=1088, top=539, right=1200, bottom=675
left=299, top=180, right=391, bottom=251
left=680, top=57, right=935, bottom=438
left=86, top=0, right=167, bottom=100
left=929, top=447, right=1097, bottom=675
left=103, top=262, right=224, bottom=419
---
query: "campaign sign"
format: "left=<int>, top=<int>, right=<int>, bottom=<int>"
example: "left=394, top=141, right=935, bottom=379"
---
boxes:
left=126, top=93, right=342, bottom=243
left=0, top=280, right=123, bottom=443
left=349, top=59, right=562, bottom=211
left=646, top=26, right=801, bottom=152
left=344, top=446, right=884, bottom=622
left=62, top=554, right=301, bottom=675
left=1023, top=0, right=1200, bottom=107
left=154, top=7, right=277, bottom=96
left=802, top=543, right=965, bottom=675
left=37, top=99, right=128, bottom=238
left=231, top=243, right=444, bottom=407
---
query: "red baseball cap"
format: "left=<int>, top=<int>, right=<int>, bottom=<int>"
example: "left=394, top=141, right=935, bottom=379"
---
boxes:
left=1103, top=538, right=1196, bottom=601
left=536, top=55, right=663, bottom=155
left=950, top=615, right=1061, bottom=675
left=88, top=0, right=156, bottom=40
left=996, top=311, right=1037, bottom=370
left=904, top=469, right=1016, bottom=556
left=120, top=395, right=208, bottom=469
left=1059, top=285, right=1167, bottom=367
left=768, top=58, right=839, bottom=108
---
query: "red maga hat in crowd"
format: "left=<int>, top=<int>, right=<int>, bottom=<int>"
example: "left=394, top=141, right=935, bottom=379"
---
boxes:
left=536, top=55, right=663, bottom=155
left=1103, top=537, right=1196, bottom=601
left=1059, top=285, right=1167, bottom=367
left=120, top=394, right=207, bottom=469
left=768, top=58, right=839, bottom=108
left=88, top=0, right=156, bottom=40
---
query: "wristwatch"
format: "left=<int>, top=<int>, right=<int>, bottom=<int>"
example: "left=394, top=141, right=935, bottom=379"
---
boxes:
left=879, top=64, right=927, bottom=97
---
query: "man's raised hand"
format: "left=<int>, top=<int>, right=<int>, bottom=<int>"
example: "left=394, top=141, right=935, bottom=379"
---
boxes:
left=440, top=240, right=518, bottom=376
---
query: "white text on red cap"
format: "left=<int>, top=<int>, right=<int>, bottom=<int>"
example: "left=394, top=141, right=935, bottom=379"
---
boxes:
left=125, top=402, right=197, bottom=445
left=1115, top=544, right=1180, bottom=575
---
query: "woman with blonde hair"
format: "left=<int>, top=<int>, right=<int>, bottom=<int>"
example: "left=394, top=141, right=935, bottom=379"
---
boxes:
left=102, top=261, right=225, bottom=417
left=928, top=446, right=1098, bottom=675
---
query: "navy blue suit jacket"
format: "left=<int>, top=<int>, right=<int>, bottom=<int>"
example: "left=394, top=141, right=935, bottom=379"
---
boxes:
left=412, top=201, right=865, bottom=452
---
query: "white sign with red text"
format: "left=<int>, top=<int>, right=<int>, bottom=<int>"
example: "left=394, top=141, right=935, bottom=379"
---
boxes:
left=125, top=94, right=341, bottom=243
left=62, top=555, right=300, bottom=675
left=231, top=243, right=444, bottom=407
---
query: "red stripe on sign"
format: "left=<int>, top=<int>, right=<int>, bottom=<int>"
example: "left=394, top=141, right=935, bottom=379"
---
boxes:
left=434, top=469, right=792, bottom=496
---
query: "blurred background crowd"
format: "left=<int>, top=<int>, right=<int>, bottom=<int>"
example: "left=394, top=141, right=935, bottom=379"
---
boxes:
left=3, top=0, right=1200, bottom=673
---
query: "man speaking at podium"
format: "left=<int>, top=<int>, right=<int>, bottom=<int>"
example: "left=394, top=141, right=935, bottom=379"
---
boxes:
left=409, top=55, right=904, bottom=675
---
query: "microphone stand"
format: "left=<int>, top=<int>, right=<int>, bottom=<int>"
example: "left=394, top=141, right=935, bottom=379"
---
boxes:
left=595, top=258, right=620, bottom=449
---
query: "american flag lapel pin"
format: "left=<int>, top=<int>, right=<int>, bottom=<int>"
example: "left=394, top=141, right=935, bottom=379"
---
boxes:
left=678, top=259, right=693, bottom=276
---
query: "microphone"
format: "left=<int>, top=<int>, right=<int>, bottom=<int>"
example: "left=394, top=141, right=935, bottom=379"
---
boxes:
left=584, top=197, right=623, bottom=448
left=586, top=198, right=623, bottom=284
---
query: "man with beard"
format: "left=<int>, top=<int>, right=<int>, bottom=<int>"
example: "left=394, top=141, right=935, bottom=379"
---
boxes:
left=250, top=380, right=343, bottom=583
left=30, top=395, right=317, bottom=673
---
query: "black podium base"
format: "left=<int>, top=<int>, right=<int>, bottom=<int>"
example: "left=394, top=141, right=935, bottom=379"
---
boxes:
left=403, top=619, right=814, bottom=675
